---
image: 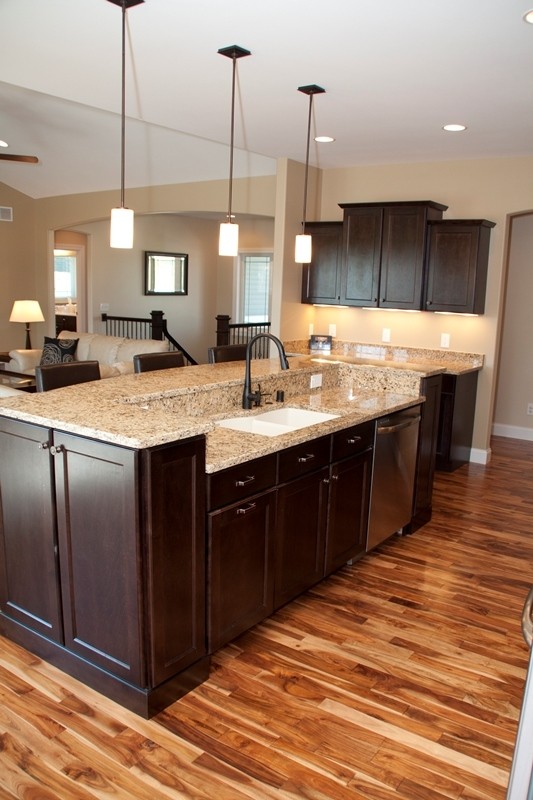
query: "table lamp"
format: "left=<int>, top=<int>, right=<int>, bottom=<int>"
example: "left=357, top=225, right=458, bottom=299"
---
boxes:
left=9, top=300, right=45, bottom=349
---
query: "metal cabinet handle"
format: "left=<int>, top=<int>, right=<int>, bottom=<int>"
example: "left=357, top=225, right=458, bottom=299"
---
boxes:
left=346, top=436, right=362, bottom=445
left=297, top=453, right=315, bottom=463
left=50, top=444, right=65, bottom=455
left=522, top=585, right=533, bottom=648
left=38, top=441, right=51, bottom=450
left=331, top=473, right=339, bottom=481
left=235, top=475, right=255, bottom=487
left=236, top=502, right=257, bottom=515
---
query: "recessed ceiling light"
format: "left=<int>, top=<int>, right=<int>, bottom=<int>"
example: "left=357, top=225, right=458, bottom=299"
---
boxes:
left=523, top=9, right=533, bottom=23
left=0, top=140, right=8, bottom=148
left=314, top=135, right=335, bottom=143
left=443, top=124, right=467, bottom=132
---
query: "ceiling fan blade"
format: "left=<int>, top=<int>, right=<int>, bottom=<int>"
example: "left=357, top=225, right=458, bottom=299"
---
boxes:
left=0, top=154, right=39, bottom=163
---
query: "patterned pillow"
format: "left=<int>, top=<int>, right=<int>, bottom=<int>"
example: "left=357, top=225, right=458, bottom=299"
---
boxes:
left=39, top=337, right=79, bottom=366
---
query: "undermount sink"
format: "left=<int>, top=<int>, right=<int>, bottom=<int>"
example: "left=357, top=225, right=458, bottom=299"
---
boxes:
left=216, top=407, right=339, bottom=437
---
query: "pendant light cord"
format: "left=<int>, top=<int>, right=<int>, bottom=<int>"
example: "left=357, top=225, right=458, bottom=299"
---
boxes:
left=119, top=0, right=126, bottom=209
left=301, top=92, right=313, bottom=235
left=227, top=53, right=237, bottom=223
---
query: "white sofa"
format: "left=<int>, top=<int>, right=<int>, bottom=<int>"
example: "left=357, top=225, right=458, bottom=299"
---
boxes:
left=6, top=330, right=170, bottom=379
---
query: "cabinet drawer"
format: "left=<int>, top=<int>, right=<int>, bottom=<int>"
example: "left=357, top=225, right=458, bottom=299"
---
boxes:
left=331, top=420, right=375, bottom=462
left=207, top=453, right=277, bottom=510
left=278, top=435, right=330, bottom=483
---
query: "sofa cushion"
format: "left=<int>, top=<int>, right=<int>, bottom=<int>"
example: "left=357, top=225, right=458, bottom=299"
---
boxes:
left=39, top=337, right=79, bottom=366
left=116, top=337, right=169, bottom=362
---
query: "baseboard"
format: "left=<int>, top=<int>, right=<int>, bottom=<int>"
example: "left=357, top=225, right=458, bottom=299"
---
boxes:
left=492, top=423, right=533, bottom=441
left=470, top=447, right=491, bottom=465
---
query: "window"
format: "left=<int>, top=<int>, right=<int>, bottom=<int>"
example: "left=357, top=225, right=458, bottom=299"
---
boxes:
left=239, top=253, right=272, bottom=322
left=54, top=249, right=77, bottom=301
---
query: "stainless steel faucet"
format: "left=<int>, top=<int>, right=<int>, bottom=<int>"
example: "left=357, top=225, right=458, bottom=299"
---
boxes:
left=242, top=333, right=289, bottom=409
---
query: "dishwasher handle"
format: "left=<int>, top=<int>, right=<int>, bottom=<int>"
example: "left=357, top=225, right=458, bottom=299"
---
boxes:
left=522, top=585, right=533, bottom=648
left=377, top=415, right=421, bottom=435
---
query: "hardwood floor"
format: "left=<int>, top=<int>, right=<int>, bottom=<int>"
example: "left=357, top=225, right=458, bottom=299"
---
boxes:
left=0, top=435, right=531, bottom=799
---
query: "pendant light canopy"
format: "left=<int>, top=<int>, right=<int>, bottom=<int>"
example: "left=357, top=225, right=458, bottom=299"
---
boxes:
left=218, top=45, right=251, bottom=257
left=295, top=84, right=325, bottom=264
left=108, top=0, right=143, bottom=249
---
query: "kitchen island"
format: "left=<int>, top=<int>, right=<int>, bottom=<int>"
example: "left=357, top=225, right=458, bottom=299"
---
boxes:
left=0, top=354, right=476, bottom=716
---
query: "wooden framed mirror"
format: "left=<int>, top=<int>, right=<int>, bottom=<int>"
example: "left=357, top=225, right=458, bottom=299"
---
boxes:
left=144, top=251, right=188, bottom=295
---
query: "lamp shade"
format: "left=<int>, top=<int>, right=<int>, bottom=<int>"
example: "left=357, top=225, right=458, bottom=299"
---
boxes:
left=295, top=233, right=312, bottom=264
left=110, top=206, right=134, bottom=248
left=9, top=300, right=45, bottom=323
left=219, top=221, right=239, bottom=257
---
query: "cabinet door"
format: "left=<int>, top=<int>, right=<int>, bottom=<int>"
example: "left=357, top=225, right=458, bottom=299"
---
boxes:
left=274, top=467, right=329, bottom=610
left=53, top=432, right=144, bottom=685
left=425, top=221, right=494, bottom=314
left=341, top=206, right=382, bottom=306
left=325, top=448, right=373, bottom=575
left=208, top=489, right=275, bottom=652
left=301, top=222, right=342, bottom=304
left=0, top=418, right=62, bottom=642
left=143, top=438, right=206, bottom=686
left=379, top=206, right=427, bottom=309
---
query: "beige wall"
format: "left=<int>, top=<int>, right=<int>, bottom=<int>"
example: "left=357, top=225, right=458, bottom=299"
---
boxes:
left=493, top=212, right=533, bottom=438
left=0, top=182, right=41, bottom=350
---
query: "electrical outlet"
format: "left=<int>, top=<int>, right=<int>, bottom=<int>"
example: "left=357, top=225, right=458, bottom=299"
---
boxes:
left=328, top=323, right=336, bottom=337
left=440, top=332, right=450, bottom=348
left=310, top=373, right=322, bottom=389
left=527, top=403, right=533, bottom=416
left=382, top=327, right=391, bottom=343
left=100, top=303, right=109, bottom=313
left=308, top=323, right=314, bottom=336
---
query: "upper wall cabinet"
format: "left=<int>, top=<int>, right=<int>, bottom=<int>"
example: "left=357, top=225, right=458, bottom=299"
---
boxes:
left=424, top=219, right=496, bottom=314
left=338, top=201, right=447, bottom=309
left=301, top=222, right=343, bottom=305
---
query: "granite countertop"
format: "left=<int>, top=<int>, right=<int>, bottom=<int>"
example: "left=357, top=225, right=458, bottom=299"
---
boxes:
left=0, top=353, right=467, bottom=473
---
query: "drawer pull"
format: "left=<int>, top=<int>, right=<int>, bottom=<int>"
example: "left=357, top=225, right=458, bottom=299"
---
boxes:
left=236, top=502, right=257, bottom=515
left=297, top=453, right=315, bottom=464
left=346, top=436, right=362, bottom=445
left=235, top=475, right=255, bottom=487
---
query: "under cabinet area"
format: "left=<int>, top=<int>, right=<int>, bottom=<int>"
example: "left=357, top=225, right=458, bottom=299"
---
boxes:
left=0, top=417, right=208, bottom=717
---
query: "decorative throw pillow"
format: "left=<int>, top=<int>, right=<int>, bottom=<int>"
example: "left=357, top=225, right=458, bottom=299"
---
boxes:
left=39, top=337, right=79, bottom=366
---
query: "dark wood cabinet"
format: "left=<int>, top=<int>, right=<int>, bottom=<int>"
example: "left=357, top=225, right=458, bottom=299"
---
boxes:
left=208, top=492, right=275, bottom=652
left=301, top=222, right=343, bottom=304
left=55, top=314, right=77, bottom=335
left=436, top=371, right=479, bottom=471
left=0, top=417, right=207, bottom=717
left=0, top=419, right=62, bottom=642
left=425, top=219, right=495, bottom=314
left=325, top=422, right=374, bottom=574
left=339, top=201, right=447, bottom=309
left=275, top=467, right=330, bottom=609
left=410, top=373, right=442, bottom=531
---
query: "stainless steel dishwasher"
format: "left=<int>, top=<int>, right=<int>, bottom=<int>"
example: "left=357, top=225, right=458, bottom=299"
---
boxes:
left=367, top=406, right=421, bottom=551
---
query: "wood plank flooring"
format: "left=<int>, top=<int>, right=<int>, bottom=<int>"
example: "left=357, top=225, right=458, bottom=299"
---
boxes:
left=1, top=435, right=532, bottom=798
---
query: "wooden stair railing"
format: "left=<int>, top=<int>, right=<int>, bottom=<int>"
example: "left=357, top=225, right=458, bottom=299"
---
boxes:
left=101, top=310, right=198, bottom=366
left=215, top=315, right=271, bottom=359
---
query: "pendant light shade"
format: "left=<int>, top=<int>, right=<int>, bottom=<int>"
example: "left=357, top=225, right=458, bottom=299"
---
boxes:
left=218, top=45, right=251, bottom=257
left=295, top=84, right=325, bottom=264
left=108, top=0, right=143, bottom=249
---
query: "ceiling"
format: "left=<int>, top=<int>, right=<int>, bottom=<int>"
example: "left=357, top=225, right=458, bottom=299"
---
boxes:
left=1, top=0, right=532, bottom=200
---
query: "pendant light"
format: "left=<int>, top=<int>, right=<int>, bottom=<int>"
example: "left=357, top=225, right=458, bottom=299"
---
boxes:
left=295, top=84, right=325, bottom=264
left=108, top=0, right=143, bottom=249
left=218, top=45, right=251, bottom=257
